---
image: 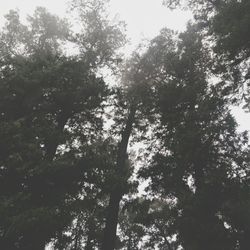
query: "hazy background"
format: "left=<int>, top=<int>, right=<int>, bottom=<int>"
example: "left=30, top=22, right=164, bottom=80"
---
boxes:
left=0, top=0, right=249, bottom=132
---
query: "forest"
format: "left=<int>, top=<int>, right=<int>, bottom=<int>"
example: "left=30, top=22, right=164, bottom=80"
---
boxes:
left=0, top=0, right=249, bottom=249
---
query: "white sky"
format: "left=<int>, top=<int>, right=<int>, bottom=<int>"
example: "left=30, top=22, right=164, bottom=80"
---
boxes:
left=0, top=0, right=192, bottom=47
left=0, top=0, right=249, bottom=131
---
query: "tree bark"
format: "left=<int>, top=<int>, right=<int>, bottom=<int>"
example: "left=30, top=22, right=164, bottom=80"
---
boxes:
left=102, top=103, right=136, bottom=250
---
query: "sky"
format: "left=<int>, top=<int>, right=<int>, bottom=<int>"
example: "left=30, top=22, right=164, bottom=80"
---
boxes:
left=0, top=0, right=249, bottom=131
left=0, top=0, right=192, bottom=47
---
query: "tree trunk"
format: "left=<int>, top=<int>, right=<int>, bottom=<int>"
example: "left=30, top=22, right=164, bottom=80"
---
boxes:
left=102, top=103, right=136, bottom=250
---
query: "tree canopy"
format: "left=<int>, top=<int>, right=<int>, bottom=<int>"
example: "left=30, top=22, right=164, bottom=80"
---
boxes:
left=0, top=0, right=249, bottom=250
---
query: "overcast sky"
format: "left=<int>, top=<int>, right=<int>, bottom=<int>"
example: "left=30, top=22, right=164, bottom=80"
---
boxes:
left=0, top=0, right=249, bottom=131
left=0, top=0, right=192, bottom=44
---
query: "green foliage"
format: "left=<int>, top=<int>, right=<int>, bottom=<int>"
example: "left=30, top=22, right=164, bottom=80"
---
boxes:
left=1, top=1, right=250, bottom=250
left=138, top=26, right=250, bottom=249
left=0, top=3, right=124, bottom=249
left=163, top=0, right=250, bottom=107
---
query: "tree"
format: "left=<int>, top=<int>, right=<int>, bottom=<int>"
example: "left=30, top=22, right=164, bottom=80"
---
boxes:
left=1, top=1, right=249, bottom=249
left=163, top=0, right=250, bottom=108
left=101, top=87, right=137, bottom=250
left=0, top=2, right=125, bottom=248
left=139, top=26, right=250, bottom=249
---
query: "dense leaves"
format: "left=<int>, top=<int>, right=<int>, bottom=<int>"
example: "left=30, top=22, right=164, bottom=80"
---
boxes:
left=0, top=1, right=250, bottom=250
left=138, top=23, right=250, bottom=250
left=0, top=3, right=123, bottom=249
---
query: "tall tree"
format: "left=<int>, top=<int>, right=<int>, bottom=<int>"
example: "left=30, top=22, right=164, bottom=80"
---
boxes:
left=163, top=0, right=250, bottom=107
left=0, top=2, right=125, bottom=249
left=101, top=88, right=137, bottom=250
left=139, top=26, right=250, bottom=249
left=101, top=45, right=155, bottom=249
